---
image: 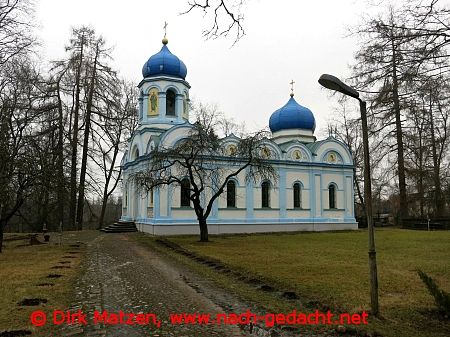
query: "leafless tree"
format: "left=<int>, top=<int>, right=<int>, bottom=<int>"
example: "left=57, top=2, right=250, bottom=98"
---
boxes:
left=89, top=80, right=138, bottom=228
left=182, top=0, right=246, bottom=44
left=0, top=0, right=36, bottom=66
left=131, top=108, right=276, bottom=242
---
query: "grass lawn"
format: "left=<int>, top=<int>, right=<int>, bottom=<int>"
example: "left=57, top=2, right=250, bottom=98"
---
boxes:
left=159, top=228, right=450, bottom=337
left=0, top=232, right=87, bottom=335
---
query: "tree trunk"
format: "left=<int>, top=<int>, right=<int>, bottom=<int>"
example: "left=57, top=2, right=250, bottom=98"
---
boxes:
left=98, top=196, right=108, bottom=230
left=76, top=42, right=99, bottom=229
left=199, top=217, right=209, bottom=242
left=69, top=35, right=85, bottom=230
left=391, top=40, right=408, bottom=223
left=429, top=94, right=444, bottom=216
left=56, top=78, right=65, bottom=229
left=98, top=142, right=121, bottom=229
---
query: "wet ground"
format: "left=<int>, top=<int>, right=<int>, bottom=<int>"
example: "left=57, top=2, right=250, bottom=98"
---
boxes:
left=56, top=233, right=250, bottom=337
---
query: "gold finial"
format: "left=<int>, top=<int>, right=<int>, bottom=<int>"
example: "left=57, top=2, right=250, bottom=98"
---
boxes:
left=290, top=79, right=295, bottom=97
left=162, top=21, right=168, bottom=44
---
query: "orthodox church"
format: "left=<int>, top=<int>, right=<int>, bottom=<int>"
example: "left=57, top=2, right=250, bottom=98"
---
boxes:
left=120, top=36, right=357, bottom=235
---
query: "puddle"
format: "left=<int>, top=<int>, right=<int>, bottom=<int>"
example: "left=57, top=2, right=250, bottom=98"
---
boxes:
left=17, top=298, right=47, bottom=306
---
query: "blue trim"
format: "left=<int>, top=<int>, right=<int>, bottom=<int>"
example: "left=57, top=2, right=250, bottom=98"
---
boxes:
left=138, top=76, right=191, bottom=89
left=279, top=168, right=287, bottom=218
left=316, top=172, right=323, bottom=218
left=246, top=173, right=254, bottom=218
left=135, top=217, right=356, bottom=225
left=154, top=187, right=160, bottom=218
left=321, top=150, right=344, bottom=164
left=309, top=169, right=315, bottom=217
left=167, top=184, right=172, bottom=217
left=122, top=152, right=355, bottom=170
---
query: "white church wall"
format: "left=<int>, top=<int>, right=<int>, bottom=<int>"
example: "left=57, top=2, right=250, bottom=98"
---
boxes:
left=322, top=173, right=344, bottom=190
left=345, top=175, right=354, bottom=217
left=137, top=221, right=358, bottom=236
left=286, top=171, right=310, bottom=189
left=218, top=210, right=247, bottom=219
left=172, top=209, right=196, bottom=218
left=159, top=186, right=169, bottom=217
left=286, top=209, right=311, bottom=218
left=314, top=174, right=322, bottom=217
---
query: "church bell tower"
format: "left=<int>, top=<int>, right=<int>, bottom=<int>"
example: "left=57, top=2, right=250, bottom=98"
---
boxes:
left=138, top=29, right=190, bottom=130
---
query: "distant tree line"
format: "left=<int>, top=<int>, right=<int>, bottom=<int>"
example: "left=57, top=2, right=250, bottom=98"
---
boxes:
left=0, top=0, right=138, bottom=251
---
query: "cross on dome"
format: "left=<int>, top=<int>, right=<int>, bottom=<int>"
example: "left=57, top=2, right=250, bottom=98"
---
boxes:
left=162, top=21, right=169, bottom=45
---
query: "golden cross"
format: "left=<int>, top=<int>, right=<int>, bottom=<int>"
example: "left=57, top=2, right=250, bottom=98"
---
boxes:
left=290, top=80, right=295, bottom=96
left=163, top=21, right=168, bottom=37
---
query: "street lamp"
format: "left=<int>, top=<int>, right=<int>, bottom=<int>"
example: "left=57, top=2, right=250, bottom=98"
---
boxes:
left=318, top=74, right=379, bottom=316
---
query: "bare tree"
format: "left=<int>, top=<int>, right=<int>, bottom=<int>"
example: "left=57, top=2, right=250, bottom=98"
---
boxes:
left=131, top=109, right=276, bottom=242
left=0, top=57, right=48, bottom=251
left=89, top=80, right=138, bottom=228
left=182, top=0, right=245, bottom=44
left=0, top=0, right=35, bottom=66
left=75, top=35, right=116, bottom=228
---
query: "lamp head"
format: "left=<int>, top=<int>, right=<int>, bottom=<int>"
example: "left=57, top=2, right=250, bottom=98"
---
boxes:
left=318, top=74, right=359, bottom=100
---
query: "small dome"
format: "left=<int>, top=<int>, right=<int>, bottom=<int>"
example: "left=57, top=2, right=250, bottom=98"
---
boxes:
left=269, top=96, right=316, bottom=133
left=142, top=40, right=187, bottom=79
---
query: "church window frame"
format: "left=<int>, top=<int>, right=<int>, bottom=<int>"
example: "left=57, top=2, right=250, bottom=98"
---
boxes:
left=131, top=145, right=140, bottom=161
left=261, top=181, right=271, bottom=208
left=180, top=178, right=191, bottom=207
left=148, top=188, right=154, bottom=207
left=293, top=182, right=302, bottom=209
left=166, top=88, right=176, bottom=116
left=226, top=180, right=236, bottom=208
left=328, top=183, right=337, bottom=209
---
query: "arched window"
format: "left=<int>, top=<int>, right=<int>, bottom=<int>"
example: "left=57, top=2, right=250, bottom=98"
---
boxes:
left=261, top=181, right=270, bottom=208
left=329, top=184, right=336, bottom=209
left=148, top=188, right=154, bottom=207
left=180, top=178, right=190, bottom=207
left=166, top=89, right=176, bottom=116
left=227, top=180, right=236, bottom=208
left=293, top=183, right=301, bottom=209
left=131, top=146, right=139, bottom=160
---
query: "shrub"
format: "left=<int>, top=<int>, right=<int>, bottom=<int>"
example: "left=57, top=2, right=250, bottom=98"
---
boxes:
left=417, top=269, right=450, bottom=316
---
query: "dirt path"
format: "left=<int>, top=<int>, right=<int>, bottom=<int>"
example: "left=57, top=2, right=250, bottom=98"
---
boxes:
left=57, top=233, right=250, bottom=337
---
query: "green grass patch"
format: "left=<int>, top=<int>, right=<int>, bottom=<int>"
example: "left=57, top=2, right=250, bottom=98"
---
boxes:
left=0, top=234, right=85, bottom=335
left=140, top=229, right=450, bottom=337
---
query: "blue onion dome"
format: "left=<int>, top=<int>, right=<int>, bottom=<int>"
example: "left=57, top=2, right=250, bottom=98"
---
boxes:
left=142, top=38, right=187, bottom=79
left=269, top=94, right=316, bottom=132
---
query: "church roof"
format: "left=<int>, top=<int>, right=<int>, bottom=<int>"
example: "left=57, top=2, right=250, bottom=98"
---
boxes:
left=269, top=95, right=316, bottom=133
left=142, top=39, right=187, bottom=79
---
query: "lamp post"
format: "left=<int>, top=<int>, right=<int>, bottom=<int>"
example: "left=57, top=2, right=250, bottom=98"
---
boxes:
left=318, top=74, right=379, bottom=315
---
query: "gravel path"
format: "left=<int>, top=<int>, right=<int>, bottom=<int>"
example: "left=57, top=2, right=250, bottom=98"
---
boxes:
left=58, top=233, right=250, bottom=337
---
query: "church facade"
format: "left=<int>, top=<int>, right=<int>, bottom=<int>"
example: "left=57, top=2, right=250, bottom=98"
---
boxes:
left=120, top=37, right=358, bottom=235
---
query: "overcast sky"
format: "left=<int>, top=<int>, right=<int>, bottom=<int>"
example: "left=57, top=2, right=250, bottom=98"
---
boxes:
left=35, top=0, right=388, bottom=138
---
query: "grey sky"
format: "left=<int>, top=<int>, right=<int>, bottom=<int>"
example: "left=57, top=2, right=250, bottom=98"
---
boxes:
left=36, top=0, right=380, bottom=138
